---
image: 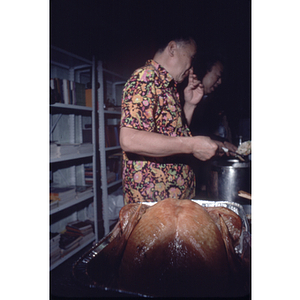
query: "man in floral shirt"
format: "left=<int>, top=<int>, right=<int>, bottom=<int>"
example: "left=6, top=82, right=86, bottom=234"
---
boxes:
left=120, top=37, right=220, bottom=204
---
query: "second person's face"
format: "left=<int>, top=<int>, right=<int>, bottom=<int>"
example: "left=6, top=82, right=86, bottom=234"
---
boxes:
left=202, top=61, right=223, bottom=94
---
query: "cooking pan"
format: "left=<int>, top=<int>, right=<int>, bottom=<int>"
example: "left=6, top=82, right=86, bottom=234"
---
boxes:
left=208, top=158, right=251, bottom=206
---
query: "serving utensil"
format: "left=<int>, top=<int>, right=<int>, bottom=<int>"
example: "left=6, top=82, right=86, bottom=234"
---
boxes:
left=238, top=190, right=251, bottom=200
left=221, top=147, right=245, bottom=161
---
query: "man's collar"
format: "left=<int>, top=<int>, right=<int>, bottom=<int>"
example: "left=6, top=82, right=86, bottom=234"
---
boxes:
left=147, top=59, right=176, bottom=88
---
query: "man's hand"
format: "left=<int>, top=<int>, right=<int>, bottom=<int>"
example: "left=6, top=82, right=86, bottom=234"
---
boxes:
left=191, top=136, right=218, bottom=161
left=224, top=141, right=238, bottom=154
left=120, top=127, right=218, bottom=161
left=183, top=68, right=204, bottom=125
left=183, top=68, right=204, bottom=106
left=213, top=140, right=238, bottom=157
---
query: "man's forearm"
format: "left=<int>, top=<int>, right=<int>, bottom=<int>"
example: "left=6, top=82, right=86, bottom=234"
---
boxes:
left=119, top=127, right=218, bottom=161
left=120, top=127, right=192, bottom=157
left=183, top=102, right=197, bottom=126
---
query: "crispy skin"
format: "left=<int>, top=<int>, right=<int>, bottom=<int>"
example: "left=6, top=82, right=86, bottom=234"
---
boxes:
left=109, top=203, right=150, bottom=241
left=205, top=206, right=242, bottom=246
left=118, top=199, right=230, bottom=297
left=90, top=199, right=249, bottom=297
left=87, top=203, right=149, bottom=287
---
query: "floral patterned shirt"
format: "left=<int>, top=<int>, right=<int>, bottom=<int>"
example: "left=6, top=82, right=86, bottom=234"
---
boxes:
left=121, top=60, right=195, bottom=204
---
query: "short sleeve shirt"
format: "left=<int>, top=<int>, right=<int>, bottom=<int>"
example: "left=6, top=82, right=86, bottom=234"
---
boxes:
left=121, top=60, right=195, bottom=204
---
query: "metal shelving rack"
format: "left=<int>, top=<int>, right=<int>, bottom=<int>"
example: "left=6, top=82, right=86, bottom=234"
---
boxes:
left=50, top=46, right=98, bottom=270
left=97, top=61, right=126, bottom=235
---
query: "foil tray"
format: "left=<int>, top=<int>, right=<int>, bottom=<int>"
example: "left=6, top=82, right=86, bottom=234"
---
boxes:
left=72, top=200, right=251, bottom=297
left=191, top=200, right=250, bottom=255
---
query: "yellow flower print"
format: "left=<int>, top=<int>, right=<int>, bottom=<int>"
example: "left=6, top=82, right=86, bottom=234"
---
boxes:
left=169, top=187, right=181, bottom=198
left=182, top=165, right=189, bottom=178
left=125, top=186, right=143, bottom=205
left=156, top=88, right=162, bottom=95
left=172, top=119, right=178, bottom=128
left=144, top=108, right=153, bottom=119
left=134, top=161, right=144, bottom=171
left=132, top=94, right=143, bottom=104
left=132, top=189, right=144, bottom=202
left=151, top=85, right=156, bottom=95
left=177, top=176, right=184, bottom=186
left=145, top=182, right=154, bottom=198
left=168, top=174, right=173, bottom=182
left=177, top=118, right=182, bottom=128
left=155, top=182, right=165, bottom=192
left=133, top=171, right=142, bottom=183
left=141, top=83, right=147, bottom=92
left=139, top=69, right=153, bottom=81
left=153, top=168, right=165, bottom=180
left=139, top=70, right=146, bottom=81
left=169, top=105, right=176, bottom=112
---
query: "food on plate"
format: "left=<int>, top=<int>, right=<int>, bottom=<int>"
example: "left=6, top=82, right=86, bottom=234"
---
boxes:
left=236, top=140, right=251, bottom=155
left=87, top=199, right=250, bottom=297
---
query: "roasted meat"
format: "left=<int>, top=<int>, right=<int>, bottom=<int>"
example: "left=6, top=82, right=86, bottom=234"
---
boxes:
left=88, top=199, right=250, bottom=297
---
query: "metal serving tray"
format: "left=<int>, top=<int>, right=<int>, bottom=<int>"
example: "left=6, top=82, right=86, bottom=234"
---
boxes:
left=191, top=200, right=250, bottom=255
left=72, top=200, right=251, bottom=297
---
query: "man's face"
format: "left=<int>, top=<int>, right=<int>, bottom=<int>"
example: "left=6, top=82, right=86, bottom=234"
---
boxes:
left=171, top=42, right=196, bottom=83
left=202, top=61, right=223, bottom=94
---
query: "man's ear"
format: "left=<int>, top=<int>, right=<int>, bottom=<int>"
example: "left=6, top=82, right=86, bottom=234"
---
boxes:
left=167, top=41, right=177, bottom=57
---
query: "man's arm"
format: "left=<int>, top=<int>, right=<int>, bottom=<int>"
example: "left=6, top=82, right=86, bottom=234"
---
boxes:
left=120, top=127, right=218, bottom=161
left=183, top=68, right=204, bottom=125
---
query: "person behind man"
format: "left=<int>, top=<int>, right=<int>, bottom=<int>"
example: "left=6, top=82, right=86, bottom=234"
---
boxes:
left=186, top=54, right=237, bottom=195
left=199, top=56, right=224, bottom=95
left=119, top=36, right=225, bottom=204
left=189, top=54, right=236, bottom=151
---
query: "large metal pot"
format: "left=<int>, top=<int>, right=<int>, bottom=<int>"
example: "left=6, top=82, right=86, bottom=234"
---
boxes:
left=207, top=158, right=251, bottom=205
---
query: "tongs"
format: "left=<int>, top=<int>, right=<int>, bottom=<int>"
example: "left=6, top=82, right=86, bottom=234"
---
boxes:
left=221, top=147, right=245, bottom=161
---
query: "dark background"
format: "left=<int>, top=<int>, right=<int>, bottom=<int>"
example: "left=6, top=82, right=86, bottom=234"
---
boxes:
left=50, top=0, right=251, bottom=142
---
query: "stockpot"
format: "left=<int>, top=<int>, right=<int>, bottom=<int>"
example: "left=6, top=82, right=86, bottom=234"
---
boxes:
left=207, top=158, right=251, bottom=206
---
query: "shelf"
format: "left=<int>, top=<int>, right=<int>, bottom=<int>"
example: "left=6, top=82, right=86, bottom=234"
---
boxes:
left=107, top=179, right=122, bottom=189
left=51, top=45, right=92, bottom=68
left=51, top=103, right=93, bottom=112
left=50, top=236, right=95, bottom=271
left=50, top=152, right=93, bottom=163
left=50, top=191, right=94, bottom=215
left=97, top=60, right=127, bottom=236
left=104, top=109, right=121, bottom=115
left=97, top=109, right=122, bottom=115
left=50, top=47, right=99, bottom=264
left=104, top=146, right=121, bottom=152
